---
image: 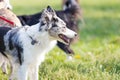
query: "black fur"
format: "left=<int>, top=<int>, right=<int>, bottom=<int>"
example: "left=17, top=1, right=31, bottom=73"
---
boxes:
left=9, top=29, right=23, bottom=64
left=39, top=21, right=46, bottom=31
left=52, top=17, right=58, bottom=22
left=40, top=21, right=46, bottom=26
left=57, top=41, right=74, bottom=54
left=66, top=1, right=70, bottom=7
left=15, top=44, right=23, bottom=65
left=0, top=27, right=24, bottom=65
left=29, top=36, right=38, bottom=45
left=0, top=27, right=11, bottom=57
left=8, top=28, right=20, bottom=50
left=52, top=23, right=57, bottom=28
left=17, top=13, right=42, bottom=26
left=9, top=28, right=24, bottom=65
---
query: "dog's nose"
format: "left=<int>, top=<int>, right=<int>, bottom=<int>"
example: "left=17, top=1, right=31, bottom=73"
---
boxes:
left=74, top=33, right=77, bottom=37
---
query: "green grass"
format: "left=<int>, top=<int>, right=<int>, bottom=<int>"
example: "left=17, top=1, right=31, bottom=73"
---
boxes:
left=1, top=0, right=120, bottom=80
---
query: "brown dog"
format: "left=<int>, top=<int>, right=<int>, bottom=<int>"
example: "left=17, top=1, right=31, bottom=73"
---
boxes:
left=0, top=0, right=21, bottom=27
left=0, top=8, right=22, bottom=27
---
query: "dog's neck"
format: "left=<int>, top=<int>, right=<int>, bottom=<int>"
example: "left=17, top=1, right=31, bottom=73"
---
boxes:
left=25, top=22, right=54, bottom=45
left=23, top=22, right=57, bottom=54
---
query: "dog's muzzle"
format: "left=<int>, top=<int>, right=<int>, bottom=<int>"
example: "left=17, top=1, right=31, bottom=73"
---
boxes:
left=58, top=33, right=77, bottom=44
left=58, top=34, right=70, bottom=44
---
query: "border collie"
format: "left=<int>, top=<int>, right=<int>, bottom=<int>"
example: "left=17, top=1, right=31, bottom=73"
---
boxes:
left=18, top=0, right=82, bottom=55
left=0, top=6, right=77, bottom=80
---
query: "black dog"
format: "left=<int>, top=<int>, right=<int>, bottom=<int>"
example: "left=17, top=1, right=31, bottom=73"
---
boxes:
left=18, top=0, right=82, bottom=55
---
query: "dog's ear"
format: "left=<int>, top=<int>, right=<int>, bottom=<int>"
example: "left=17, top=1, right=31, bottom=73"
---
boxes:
left=41, top=6, right=56, bottom=22
left=40, top=6, right=57, bottom=30
left=46, top=6, right=56, bottom=16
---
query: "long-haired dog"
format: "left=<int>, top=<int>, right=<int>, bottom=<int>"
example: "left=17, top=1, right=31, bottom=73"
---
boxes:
left=0, top=6, right=77, bottom=80
left=0, top=8, right=22, bottom=27
left=0, top=0, right=22, bottom=74
left=18, top=0, right=82, bottom=56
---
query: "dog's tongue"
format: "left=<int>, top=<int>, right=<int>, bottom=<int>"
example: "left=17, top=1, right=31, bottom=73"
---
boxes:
left=58, top=34, right=70, bottom=43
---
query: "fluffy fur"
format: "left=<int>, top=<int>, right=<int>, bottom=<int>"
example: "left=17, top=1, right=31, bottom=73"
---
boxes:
left=0, top=8, right=22, bottom=27
left=18, top=0, right=82, bottom=55
left=0, top=6, right=77, bottom=80
left=0, top=0, right=21, bottom=27
left=0, top=0, right=22, bottom=74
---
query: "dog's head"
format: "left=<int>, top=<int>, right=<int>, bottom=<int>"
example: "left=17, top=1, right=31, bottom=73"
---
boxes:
left=63, top=0, right=79, bottom=10
left=0, top=0, right=12, bottom=9
left=40, top=6, right=77, bottom=44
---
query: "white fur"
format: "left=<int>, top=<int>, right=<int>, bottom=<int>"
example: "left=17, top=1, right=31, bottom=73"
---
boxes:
left=4, top=0, right=12, bottom=9
left=0, top=0, right=12, bottom=9
left=19, top=24, right=57, bottom=80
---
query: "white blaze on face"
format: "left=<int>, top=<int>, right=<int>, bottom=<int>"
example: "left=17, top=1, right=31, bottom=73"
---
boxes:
left=49, top=15, right=77, bottom=39
left=59, top=22, right=77, bottom=39
left=55, top=16, right=77, bottom=38
left=62, top=27, right=77, bottom=38
left=48, top=13, right=77, bottom=44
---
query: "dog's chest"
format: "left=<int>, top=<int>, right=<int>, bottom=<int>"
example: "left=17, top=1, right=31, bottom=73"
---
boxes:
left=29, top=40, right=56, bottom=53
left=22, top=36, right=57, bottom=61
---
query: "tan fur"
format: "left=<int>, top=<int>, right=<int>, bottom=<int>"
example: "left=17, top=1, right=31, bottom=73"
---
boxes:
left=0, top=53, right=9, bottom=74
left=0, top=0, right=6, bottom=9
left=0, top=8, right=22, bottom=27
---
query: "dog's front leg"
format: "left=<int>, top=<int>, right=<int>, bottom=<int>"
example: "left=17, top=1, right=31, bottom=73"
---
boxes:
left=17, top=64, right=28, bottom=80
left=29, top=65, right=39, bottom=80
left=9, top=60, right=19, bottom=80
left=9, top=65, right=17, bottom=80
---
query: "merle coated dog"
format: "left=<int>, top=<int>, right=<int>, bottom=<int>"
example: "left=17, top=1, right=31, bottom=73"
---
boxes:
left=18, top=0, right=82, bottom=55
left=0, top=6, right=77, bottom=80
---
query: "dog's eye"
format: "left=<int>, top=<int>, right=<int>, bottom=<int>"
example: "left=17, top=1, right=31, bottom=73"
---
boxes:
left=41, top=21, right=46, bottom=26
left=53, top=18, right=58, bottom=22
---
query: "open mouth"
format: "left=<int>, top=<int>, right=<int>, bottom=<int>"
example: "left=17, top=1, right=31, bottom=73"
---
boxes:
left=58, top=34, right=70, bottom=44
